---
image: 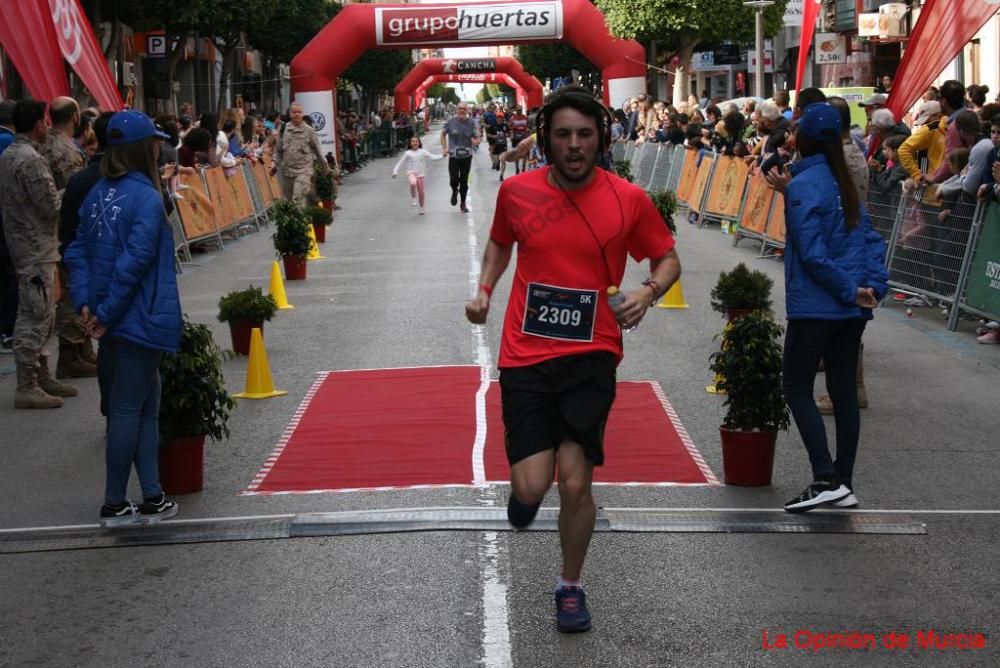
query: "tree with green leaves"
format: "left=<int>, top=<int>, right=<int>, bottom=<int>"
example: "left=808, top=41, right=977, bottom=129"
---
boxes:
left=595, top=0, right=787, bottom=105
left=516, top=44, right=600, bottom=91
left=425, top=83, right=460, bottom=106
left=343, top=49, right=413, bottom=114
left=246, top=0, right=341, bottom=109
left=114, top=0, right=279, bottom=115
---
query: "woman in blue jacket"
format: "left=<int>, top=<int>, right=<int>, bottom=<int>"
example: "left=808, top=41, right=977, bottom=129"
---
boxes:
left=768, top=103, right=889, bottom=513
left=64, top=111, right=182, bottom=527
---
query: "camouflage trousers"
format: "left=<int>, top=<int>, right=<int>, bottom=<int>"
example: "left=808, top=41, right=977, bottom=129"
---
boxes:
left=13, top=262, right=56, bottom=367
left=281, top=170, right=313, bottom=208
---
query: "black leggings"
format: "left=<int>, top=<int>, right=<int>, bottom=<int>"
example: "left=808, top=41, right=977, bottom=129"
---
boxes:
left=782, top=318, right=867, bottom=485
left=448, top=157, right=472, bottom=204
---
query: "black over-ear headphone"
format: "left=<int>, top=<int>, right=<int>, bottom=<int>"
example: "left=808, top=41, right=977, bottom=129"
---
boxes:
left=536, top=87, right=614, bottom=159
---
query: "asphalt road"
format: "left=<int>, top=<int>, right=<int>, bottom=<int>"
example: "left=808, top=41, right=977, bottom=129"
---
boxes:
left=1, top=123, right=997, bottom=667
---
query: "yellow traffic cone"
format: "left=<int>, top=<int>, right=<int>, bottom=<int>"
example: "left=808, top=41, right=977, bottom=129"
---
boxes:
left=306, top=225, right=326, bottom=260
left=656, top=280, right=690, bottom=309
left=706, top=373, right=727, bottom=395
left=233, top=328, right=288, bottom=400
left=268, top=260, right=293, bottom=310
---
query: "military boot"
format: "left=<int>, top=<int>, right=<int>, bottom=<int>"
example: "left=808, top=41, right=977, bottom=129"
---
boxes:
left=14, top=364, right=63, bottom=409
left=56, top=344, right=98, bottom=379
left=36, top=358, right=79, bottom=398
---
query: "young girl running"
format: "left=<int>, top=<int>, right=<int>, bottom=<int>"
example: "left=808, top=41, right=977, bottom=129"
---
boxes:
left=392, top=136, right=442, bottom=214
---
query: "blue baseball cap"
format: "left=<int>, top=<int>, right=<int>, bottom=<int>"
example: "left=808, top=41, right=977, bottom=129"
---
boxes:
left=797, top=102, right=842, bottom=141
left=106, top=110, right=170, bottom=145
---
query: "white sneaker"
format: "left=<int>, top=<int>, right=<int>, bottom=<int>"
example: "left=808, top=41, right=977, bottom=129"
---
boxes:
left=411, top=199, right=418, bottom=207
left=418, top=208, right=425, bottom=215
left=832, top=491, right=859, bottom=508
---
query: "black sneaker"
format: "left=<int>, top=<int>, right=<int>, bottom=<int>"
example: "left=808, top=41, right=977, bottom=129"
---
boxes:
left=100, top=501, right=141, bottom=528
left=460, top=204, right=470, bottom=213
left=555, top=587, right=592, bottom=633
left=784, top=481, right=850, bottom=513
left=138, top=494, right=179, bottom=523
left=450, top=190, right=458, bottom=206
left=0, top=335, right=12, bottom=354
left=507, top=494, right=541, bottom=529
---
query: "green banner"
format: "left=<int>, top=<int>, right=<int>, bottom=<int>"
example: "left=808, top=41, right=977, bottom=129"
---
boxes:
left=964, top=202, right=1000, bottom=318
left=790, top=87, right=874, bottom=131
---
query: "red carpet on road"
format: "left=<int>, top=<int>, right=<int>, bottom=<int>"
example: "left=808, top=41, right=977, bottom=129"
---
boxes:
left=244, top=365, right=717, bottom=495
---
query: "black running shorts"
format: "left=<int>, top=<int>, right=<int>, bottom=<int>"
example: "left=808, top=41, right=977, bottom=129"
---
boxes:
left=499, top=352, right=617, bottom=466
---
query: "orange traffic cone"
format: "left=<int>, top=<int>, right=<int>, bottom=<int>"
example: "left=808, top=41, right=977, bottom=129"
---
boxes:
left=656, top=280, right=689, bottom=309
left=306, top=225, right=326, bottom=260
left=268, top=260, right=293, bottom=310
left=233, top=328, right=288, bottom=400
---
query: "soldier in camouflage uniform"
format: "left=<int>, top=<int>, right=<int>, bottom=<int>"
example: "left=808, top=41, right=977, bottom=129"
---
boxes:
left=275, top=102, right=330, bottom=206
left=0, top=100, right=79, bottom=409
left=38, top=96, right=96, bottom=379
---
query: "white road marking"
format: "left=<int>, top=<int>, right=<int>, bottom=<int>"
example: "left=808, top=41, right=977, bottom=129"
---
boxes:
left=463, top=150, right=513, bottom=668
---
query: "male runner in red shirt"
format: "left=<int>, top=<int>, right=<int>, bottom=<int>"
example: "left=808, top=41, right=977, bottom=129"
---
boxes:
left=465, top=86, right=682, bottom=633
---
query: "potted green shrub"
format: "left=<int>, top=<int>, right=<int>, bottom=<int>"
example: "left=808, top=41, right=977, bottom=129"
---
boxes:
left=217, top=285, right=278, bottom=355
left=709, top=311, right=790, bottom=486
left=272, top=200, right=312, bottom=280
left=614, top=159, right=634, bottom=183
left=306, top=205, right=332, bottom=243
left=710, top=262, right=774, bottom=321
left=314, top=163, right=336, bottom=213
left=159, top=319, right=236, bottom=494
left=648, top=189, right=678, bottom=234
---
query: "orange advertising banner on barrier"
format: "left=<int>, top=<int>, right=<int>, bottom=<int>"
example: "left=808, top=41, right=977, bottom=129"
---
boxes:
left=675, top=149, right=699, bottom=204
left=766, top=192, right=787, bottom=244
left=262, top=156, right=283, bottom=199
left=688, top=154, right=716, bottom=215
left=227, top=168, right=255, bottom=221
left=175, top=172, right=218, bottom=241
left=704, top=156, right=749, bottom=220
left=738, top=175, right=775, bottom=235
left=203, top=167, right=240, bottom=231
left=252, top=161, right=274, bottom=206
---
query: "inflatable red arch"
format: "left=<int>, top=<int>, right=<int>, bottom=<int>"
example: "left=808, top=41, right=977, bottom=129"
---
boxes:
left=395, top=57, right=544, bottom=112
left=411, top=73, right=533, bottom=113
left=291, top=0, right=646, bottom=156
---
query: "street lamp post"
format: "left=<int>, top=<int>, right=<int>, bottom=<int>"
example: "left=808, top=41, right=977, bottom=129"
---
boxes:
left=743, top=0, right=775, bottom=99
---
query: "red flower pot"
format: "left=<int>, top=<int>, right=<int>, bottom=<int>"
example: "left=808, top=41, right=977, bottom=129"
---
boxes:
left=312, top=223, right=326, bottom=243
left=282, top=254, right=307, bottom=280
left=228, top=321, right=262, bottom=355
left=720, top=427, right=777, bottom=486
left=159, top=435, right=205, bottom=495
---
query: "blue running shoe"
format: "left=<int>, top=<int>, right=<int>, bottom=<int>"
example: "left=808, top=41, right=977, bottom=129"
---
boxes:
left=555, top=587, right=591, bottom=633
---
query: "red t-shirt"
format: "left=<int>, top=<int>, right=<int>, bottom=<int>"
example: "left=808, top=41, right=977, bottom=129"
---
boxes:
left=490, top=166, right=675, bottom=368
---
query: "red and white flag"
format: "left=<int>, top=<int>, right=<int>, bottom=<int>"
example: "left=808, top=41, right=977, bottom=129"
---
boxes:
left=0, top=1, right=70, bottom=102
left=48, top=0, right=123, bottom=110
left=795, top=0, right=823, bottom=91
left=887, top=0, right=999, bottom=120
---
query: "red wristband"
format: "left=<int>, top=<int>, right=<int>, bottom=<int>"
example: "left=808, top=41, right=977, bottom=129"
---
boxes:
left=479, top=283, right=493, bottom=298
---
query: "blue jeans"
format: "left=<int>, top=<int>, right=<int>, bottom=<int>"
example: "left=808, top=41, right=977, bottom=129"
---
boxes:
left=782, top=318, right=867, bottom=485
left=100, top=336, right=163, bottom=505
